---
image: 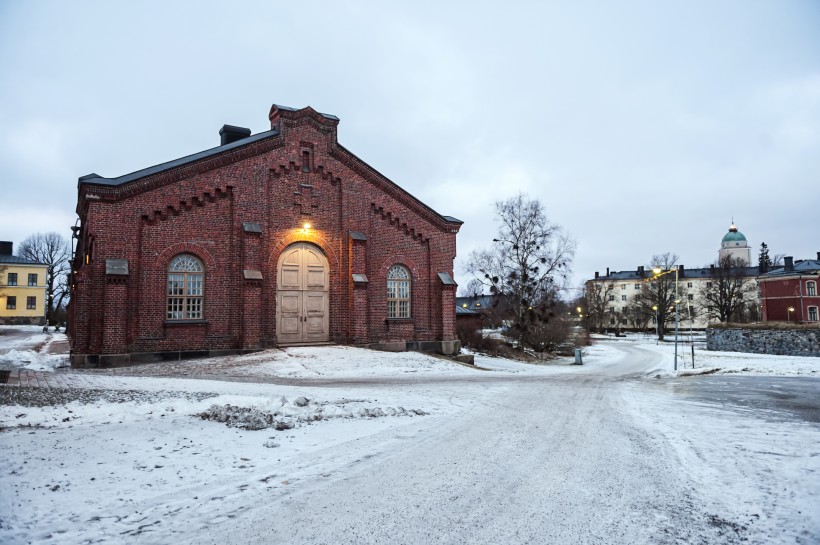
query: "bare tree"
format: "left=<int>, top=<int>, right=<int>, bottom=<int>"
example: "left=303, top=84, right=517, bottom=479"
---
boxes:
left=639, top=253, right=687, bottom=340
left=466, top=193, right=576, bottom=351
left=17, top=232, right=71, bottom=324
left=582, top=280, right=615, bottom=332
left=458, top=278, right=485, bottom=298
left=608, top=307, right=626, bottom=334
left=624, top=299, right=653, bottom=331
left=698, top=255, right=756, bottom=323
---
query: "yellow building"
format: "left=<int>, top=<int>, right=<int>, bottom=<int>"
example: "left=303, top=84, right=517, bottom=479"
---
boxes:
left=1, top=241, right=48, bottom=325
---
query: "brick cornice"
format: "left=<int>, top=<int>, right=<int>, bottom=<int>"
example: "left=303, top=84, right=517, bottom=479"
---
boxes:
left=371, top=203, right=429, bottom=245
left=140, top=186, right=232, bottom=226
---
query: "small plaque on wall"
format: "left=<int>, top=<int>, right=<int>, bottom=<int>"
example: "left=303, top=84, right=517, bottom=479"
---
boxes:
left=105, top=259, right=129, bottom=275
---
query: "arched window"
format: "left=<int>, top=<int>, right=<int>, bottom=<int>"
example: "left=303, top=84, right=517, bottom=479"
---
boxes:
left=167, top=254, right=204, bottom=320
left=387, top=265, right=411, bottom=319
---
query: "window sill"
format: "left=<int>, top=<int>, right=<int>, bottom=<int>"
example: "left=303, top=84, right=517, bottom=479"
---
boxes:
left=164, top=319, right=208, bottom=326
left=386, top=318, right=414, bottom=324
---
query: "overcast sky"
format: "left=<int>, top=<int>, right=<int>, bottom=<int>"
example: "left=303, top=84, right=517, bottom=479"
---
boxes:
left=1, top=1, right=818, bottom=293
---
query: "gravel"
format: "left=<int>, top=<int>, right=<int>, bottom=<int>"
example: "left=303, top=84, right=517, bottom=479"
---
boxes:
left=0, top=386, right=219, bottom=408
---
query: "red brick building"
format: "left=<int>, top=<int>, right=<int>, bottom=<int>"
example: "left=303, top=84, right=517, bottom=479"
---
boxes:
left=68, top=104, right=463, bottom=367
left=759, top=254, right=820, bottom=323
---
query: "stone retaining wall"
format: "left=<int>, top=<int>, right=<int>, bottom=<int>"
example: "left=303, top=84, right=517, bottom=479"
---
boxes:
left=706, top=328, right=820, bottom=357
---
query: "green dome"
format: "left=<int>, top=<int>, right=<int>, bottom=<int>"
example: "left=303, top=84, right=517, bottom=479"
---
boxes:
left=721, top=223, right=747, bottom=244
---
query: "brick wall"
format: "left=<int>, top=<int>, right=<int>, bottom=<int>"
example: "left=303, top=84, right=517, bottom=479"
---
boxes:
left=68, top=105, right=461, bottom=364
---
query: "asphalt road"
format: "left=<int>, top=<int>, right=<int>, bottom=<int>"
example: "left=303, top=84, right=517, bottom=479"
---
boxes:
left=658, top=374, right=820, bottom=424
left=193, top=343, right=816, bottom=545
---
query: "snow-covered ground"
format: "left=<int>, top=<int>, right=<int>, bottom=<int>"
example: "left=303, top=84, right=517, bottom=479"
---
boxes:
left=0, top=329, right=818, bottom=544
left=0, top=325, right=69, bottom=371
left=83, top=344, right=574, bottom=380
left=591, top=334, right=820, bottom=377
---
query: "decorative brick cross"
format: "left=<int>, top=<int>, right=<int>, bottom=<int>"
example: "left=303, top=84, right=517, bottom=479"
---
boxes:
left=293, top=182, right=320, bottom=216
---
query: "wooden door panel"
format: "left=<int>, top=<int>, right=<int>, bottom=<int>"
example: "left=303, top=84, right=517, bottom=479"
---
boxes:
left=276, top=243, right=330, bottom=344
left=277, top=291, right=302, bottom=342
left=304, top=292, right=328, bottom=340
left=280, top=267, right=301, bottom=290
left=279, top=247, right=302, bottom=290
left=305, top=267, right=326, bottom=289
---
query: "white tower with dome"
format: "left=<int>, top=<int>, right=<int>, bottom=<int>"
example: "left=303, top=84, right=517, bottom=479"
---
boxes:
left=719, top=222, right=752, bottom=265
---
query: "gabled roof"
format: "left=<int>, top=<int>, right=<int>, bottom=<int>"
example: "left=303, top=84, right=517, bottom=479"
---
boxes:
left=78, top=128, right=279, bottom=187
left=76, top=104, right=464, bottom=230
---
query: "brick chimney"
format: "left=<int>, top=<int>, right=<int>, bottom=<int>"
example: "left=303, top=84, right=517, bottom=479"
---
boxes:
left=595, top=271, right=599, bottom=279
left=678, top=264, right=684, bottom=277
left=0, top=241, right=12, bottom=256
left=219, top=125, right=251, bottom=146
left=784, top=256, right=794, bottom=272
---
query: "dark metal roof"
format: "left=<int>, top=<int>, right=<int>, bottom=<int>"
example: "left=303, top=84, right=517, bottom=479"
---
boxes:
left=0, top=255, right=46, bottom=265
left=442, top=215, right=463, bottom=224
left=438, top=272, right=457, bottom=285
left=456, top=305, right=480, bottom=315
left=79, top=128, right=279, bottom=187
left=455, top=295, right=495, bottom=311
left=760, top=260, right=820, bottom=277
left=593, top=266, right=760, bottom=281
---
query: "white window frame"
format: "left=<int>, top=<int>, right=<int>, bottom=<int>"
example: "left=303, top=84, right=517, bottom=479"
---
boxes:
left=387, top=265, right=411, bottom=319
left=167, top=254, right=204, bottom=320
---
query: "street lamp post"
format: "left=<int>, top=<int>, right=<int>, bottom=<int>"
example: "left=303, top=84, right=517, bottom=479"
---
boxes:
left=653, top=266, right=680, bottom=371
left=787, top=306, right=795, bottom=322
left=652, top=305, right=658, bottom=341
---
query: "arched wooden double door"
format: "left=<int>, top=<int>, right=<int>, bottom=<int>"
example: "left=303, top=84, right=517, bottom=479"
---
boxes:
left=276, top=243, right=330, bottom=344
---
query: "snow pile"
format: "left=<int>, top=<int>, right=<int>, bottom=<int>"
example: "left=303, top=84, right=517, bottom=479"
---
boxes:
left=197, top=395, right=427, bottom=431
left=634, top=341, right=820, bottom=377
left=0, top=349, right=68, bottom=370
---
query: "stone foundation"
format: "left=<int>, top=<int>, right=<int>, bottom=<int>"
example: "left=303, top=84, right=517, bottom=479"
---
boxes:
left=706, top=328, right=820, bottom=357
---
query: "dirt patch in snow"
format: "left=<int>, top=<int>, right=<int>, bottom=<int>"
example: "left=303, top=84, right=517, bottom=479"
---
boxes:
left=198, top=396, right=428, bottom=431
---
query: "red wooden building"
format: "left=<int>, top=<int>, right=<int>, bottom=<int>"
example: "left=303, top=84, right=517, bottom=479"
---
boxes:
left=759, top=254, right=820, bottom=323
left=68, top=104, right=463, bottom=367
